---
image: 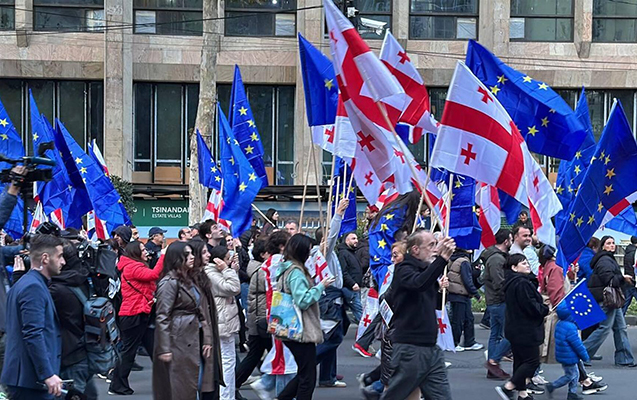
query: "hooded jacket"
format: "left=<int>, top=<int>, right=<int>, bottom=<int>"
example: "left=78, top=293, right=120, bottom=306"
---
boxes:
left=587, top=251, right=624, bottom=304
left=554, top=302, right=590, bottom=365
left=540, top=259, right=566, bottom=307
left=247, top=259, right=267, bottom=337
left=118, top=255, right=163, bottom=316
left=337, top=242, right=363, bottom=289
left=577, top=247, right=595, bottom=281
left=482, top=245, right=508, bottom=306
left=504, top=271, right=549, bottom=346
left=206, top=264, right=241, bottom=338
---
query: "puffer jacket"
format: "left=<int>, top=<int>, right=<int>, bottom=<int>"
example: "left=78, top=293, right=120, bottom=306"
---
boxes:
left=118, top=255, right=164, bottom=316
left=247, top=259, right=267, bottom=337
left=206, top=264, right=241, bottom=338
left=554, top=302, right=590, bottom=365
left=587, top=251, right=624, bottom=304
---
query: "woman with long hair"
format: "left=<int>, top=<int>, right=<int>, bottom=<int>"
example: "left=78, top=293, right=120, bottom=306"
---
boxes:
left=189, top=239, right=224, bottom=399
left=153, top=241, right=214, bottom=400
left=206, top=245, right=241, bottom=400
left=260, top=208, right=279, bottom=238
left=496, top=254, right=549, bottom=400
left=276, top=234, right=335, bottom=400
left=109, top=241, right=163, bottom=395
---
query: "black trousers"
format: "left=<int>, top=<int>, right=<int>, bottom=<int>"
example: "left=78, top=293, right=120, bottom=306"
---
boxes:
left=356, top=312, right=381, bottom=350
left=450, top=297, right=475, bottom=347
left=109, top=314, right=154, bottom=394
left=510, top=343, right=540, bottom=391
left=277, top=342, right=317, bottom=400
left=235, top=334, right=272, bottom=387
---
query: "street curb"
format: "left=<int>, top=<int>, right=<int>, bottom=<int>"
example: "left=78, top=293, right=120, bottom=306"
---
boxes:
left=473, top=312, right=637, bottom=326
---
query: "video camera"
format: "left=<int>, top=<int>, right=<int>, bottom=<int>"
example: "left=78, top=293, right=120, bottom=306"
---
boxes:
left=0, top=141, right=56, bottom=189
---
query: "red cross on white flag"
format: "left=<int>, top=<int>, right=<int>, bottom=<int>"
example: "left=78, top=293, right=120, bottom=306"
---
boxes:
left=356, top=288, right=379, bottom=341
left=476, top=182, right=501, bottom=253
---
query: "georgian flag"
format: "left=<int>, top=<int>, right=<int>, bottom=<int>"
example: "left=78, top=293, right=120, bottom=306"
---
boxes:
left=476, top=182, right=501, bottom=253
left=436, top=309, right=455, bottom=352
left=260, top=337, right=298, bottom=375
left=311, top=95, right=357, bottom=160
left=86, top=210, right=109, bottom=241
left=356, top=288, right=379, bottom=341
left=305, top=248, right=335, bottom=286
left=380, top=31, right=439, bottom=143
left=430, top=62, right=561, bottom=246
left=50, top=208, right=65, bottom=230
left=29, top=202, right=47, bottom=233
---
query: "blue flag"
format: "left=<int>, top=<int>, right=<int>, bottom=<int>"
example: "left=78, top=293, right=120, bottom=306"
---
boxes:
left=218, top=104, right=260, bottom=237
left=555, top=89, right=597, bottom=233
left=298, top=33, right=339, bottom=127
left=30, top=91, right=87, bottom=228
left=499, top=190, right=521, bottom=225
left=562, top=279, right=606, bottom=330
left=449, top=175, right=482, bottom=250
left=55, top=120, right=130, bottom=233
left=197, top=130, right=222, bottom=190
left=466, top=40, right=586, bottom=160
left=557, top=100, right=637, bottom=267
left=330, top=157, right=357, bottom=236
left=229, top=66, right=268, bottom=189
left=369, top=193, right=414, bottom=290
left=0, top=95, right=28, bottom=238
left=604, top=206, right=637, bottom=237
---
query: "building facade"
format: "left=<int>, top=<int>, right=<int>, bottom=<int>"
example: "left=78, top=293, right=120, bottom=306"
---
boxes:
left=0, top=0, right=636, bottom=230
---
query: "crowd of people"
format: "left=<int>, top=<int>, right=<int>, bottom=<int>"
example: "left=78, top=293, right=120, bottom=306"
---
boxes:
left=0, top=176, right=635, bottom=400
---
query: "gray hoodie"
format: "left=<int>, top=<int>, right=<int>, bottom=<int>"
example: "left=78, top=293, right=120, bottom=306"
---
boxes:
left=311, top=213, right=344, bottom=289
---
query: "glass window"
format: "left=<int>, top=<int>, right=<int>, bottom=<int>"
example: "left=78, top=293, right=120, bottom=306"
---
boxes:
left=593, top=0, right=637, bottom=42
left=134, top=83, right=152, bottom=171
left=58, top=81, right=86, bottom=148
left=510, top=0, right=573, bottom=41
left=608, top=90, right=634, bottom=132
left=89, top=81, right=104, bottom=150
left=185, top=83, right=199, bottom=163
left=0, top=80, right=22, bottom=137
left=248, top=86, right=274, bottom=168
left=156, top=84, right=182, bottom=162
left=585, top=89, right=605, bottom=141
left=277, top=86, right=295, bottom=185
left=225, top=0, right=296, bottom=37
left=134, top=0, right=202, bottom=35
left=34, top=0, right=104, bottom=32
left=409, top=0, right=478, bottom=39
left=0, top=1, right=14, bottom=30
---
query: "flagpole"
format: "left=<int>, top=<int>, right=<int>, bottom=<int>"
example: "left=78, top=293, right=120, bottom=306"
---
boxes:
left=252, top=204, right=276, bottom=228
left=342, top=162, right=348, bottom=199
left=325, top=153, right=336, bottom=230
left=345, top=165, right=355, bottom=196
left=311, top=145, right=325, bottom=231
left=550, top=278, right=587, bottom=313
left=412, top=166, right=432, bottom=233
left=298, top=148, right=314, bottom=231
left=439, top=172, right=454, bottom=320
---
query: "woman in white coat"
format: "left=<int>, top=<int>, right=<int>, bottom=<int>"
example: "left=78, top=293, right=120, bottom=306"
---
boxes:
left=206, top=245, right=241, bottom=400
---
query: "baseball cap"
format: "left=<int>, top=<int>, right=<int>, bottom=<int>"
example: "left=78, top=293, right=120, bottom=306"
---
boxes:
left=149, top=227, right=168, bottom=237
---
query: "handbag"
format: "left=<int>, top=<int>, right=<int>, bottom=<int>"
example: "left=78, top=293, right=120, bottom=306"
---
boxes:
left=603, top=285, right=625, bottom=309
left=268, top=266, right=304, bottom=341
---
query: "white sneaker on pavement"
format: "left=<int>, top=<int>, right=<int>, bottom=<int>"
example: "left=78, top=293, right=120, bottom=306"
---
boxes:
left=465, top=343, right=485, bottom=351
left=250, top=378, right=275, bottom=400
left=532, top=374, right=549, bottom=385
left=454, top=345, right=465, bottom=352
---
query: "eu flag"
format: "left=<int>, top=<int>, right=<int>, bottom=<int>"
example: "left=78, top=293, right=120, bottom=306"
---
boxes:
left=30, top=91, right=85, bottom=228
left=197, top=130, right=222, bottom=190
left=466, top=40, right=586, bottom=160
left=298, top=33, right=339, bottom=126
left=0, top=94, right=28, bottom=238
left=555, top=89, right=597, bottom=233
left=562, top=279, right=606, bottom=330
left=557, top=100, right=637, bottom=266
left=369, top=192, right=416, bottom=290
left=229, top=66, right=268, bottom=189
left=448, top=175, right=482, bottom=250
left=218, top=104, right=260, bottom=237
left=54, top=120, right=130, bottom=233
left=330, top=157, right=357, bottom=236
left=603, top=206, right=637, bottom=237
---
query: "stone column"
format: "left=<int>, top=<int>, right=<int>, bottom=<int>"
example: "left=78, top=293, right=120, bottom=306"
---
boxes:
left=479, top=0, right=509, bottom=55
left=103, top=0, right=133, bottom=180
left=14, top=0, right=32, bottom=47
left=393, top=0, right=409, bottom=41
left=574, top=0, right=593, bottom=58
left=293, top=0, right=323, bottom=187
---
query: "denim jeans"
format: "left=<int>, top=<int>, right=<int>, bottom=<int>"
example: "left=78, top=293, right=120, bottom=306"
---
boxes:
left=623, top=286, right=637, bottom=316
left=487, top=303, right=510, bottom=362
left=342, top=287, right=363, bottom=324
left=583, top=306, right=634, bottom=365
left=551, top=364, right=579, bottom=394
left=318, top=322, right=345, bottom=384
left=260, top=373, right=296, bottom=396
left=60, top=359, right=99, bottom=400
left=240, top=282, right=250, bottom=315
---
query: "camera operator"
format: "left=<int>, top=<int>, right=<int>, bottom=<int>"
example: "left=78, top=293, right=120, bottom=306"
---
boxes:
left=48, top=239, right=99, bottom=399
left=1, top=234, right=65, bottom=399
left=0, top=166, right=27, bottom=232
left=145, top=227, right=166, bottom=269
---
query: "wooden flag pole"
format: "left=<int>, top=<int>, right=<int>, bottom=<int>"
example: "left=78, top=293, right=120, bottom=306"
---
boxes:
left=345, top=165, right=356, bottom=196
left=252, top=204, right=276, bottom=227
left=311, top=145, right=325, bottom=231
left=298, top=147, right=314, bottom=230
left=412, top=166, right=433, bottom=233
left=325, top=153, right=336, bottom=230
left=440, top=172, right=454, bottom=319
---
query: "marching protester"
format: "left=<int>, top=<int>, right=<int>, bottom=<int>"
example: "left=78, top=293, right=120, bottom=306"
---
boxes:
left=577, top=237, right=599, bottom=282
left=200, top=220, right=226, bottom=250
left=1, top=234, right=65, bottom=400
left=276, top=234, right=335, bottom=400
left=380, top=230, right=455, bottom=400
left=109, top=241, right=163, bottom=395
left=177, top=227, right=192, bottom=241
left=145, top=227, right=166, bottom=269
left=260, top=208, right=279, bottom=238
left=206, top=245, right=241, bottom=400
left=583, top=236, right=636, bottom=367
left=284, top=220, right=299, bottom=236
left=622, top=236, right=637, bottom=315
left=153, top=241, right=215, bottom=400
left=337, top=231, right=364, bottom=324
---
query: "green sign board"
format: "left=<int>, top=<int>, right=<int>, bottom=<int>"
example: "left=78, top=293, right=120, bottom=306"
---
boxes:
left=133, top=199, right=189, bottom=227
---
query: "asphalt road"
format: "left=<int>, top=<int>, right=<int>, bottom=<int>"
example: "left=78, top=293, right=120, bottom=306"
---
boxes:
left=97, top=325, right=637, bottom=399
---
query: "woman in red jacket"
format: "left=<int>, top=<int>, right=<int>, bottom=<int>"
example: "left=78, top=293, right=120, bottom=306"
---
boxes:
left=109, top=241, right=164, bottom=395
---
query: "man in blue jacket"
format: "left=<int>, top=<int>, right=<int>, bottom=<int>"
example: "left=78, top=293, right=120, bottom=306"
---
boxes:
left=1, top=234, right=65, bottom=399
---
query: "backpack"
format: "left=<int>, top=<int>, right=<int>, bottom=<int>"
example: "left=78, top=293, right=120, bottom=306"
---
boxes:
left=69, top=278, right=119, bottom=375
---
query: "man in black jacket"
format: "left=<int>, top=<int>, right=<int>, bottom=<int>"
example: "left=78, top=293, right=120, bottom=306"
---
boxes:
left=381, top=230, right=455, bottom=400
left=622, top=236, right=637, bottom=315
left=337, top=232, right=364, bottom=324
